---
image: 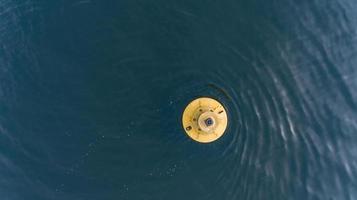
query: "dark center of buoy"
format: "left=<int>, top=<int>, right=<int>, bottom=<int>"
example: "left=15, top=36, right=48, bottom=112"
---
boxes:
left=205, top=118, right=214, bottom=126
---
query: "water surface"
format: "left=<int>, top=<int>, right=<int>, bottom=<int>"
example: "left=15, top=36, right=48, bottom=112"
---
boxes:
left=0, top=0, right=357, bottom=199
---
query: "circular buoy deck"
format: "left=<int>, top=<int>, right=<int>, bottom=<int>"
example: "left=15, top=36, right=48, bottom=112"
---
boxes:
left=182, top=97, right=228, bottom=143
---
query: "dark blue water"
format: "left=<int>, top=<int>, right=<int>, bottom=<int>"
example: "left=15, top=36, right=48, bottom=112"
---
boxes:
left=1, top=0, right=357, bottom=199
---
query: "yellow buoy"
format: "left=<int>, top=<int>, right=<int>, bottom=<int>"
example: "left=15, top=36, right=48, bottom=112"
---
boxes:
left=182, top=97, right=228, bottom=143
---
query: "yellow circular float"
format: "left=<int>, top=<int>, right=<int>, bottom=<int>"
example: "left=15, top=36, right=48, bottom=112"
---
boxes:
left=182, top=97, right=228, bottom=143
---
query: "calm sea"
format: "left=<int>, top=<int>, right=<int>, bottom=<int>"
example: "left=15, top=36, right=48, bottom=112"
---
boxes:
left=0, top=0, right=357, bottom=199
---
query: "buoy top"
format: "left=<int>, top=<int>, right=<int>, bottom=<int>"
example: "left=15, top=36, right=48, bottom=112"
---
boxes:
left=182, top=97, right=228, bottom=143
